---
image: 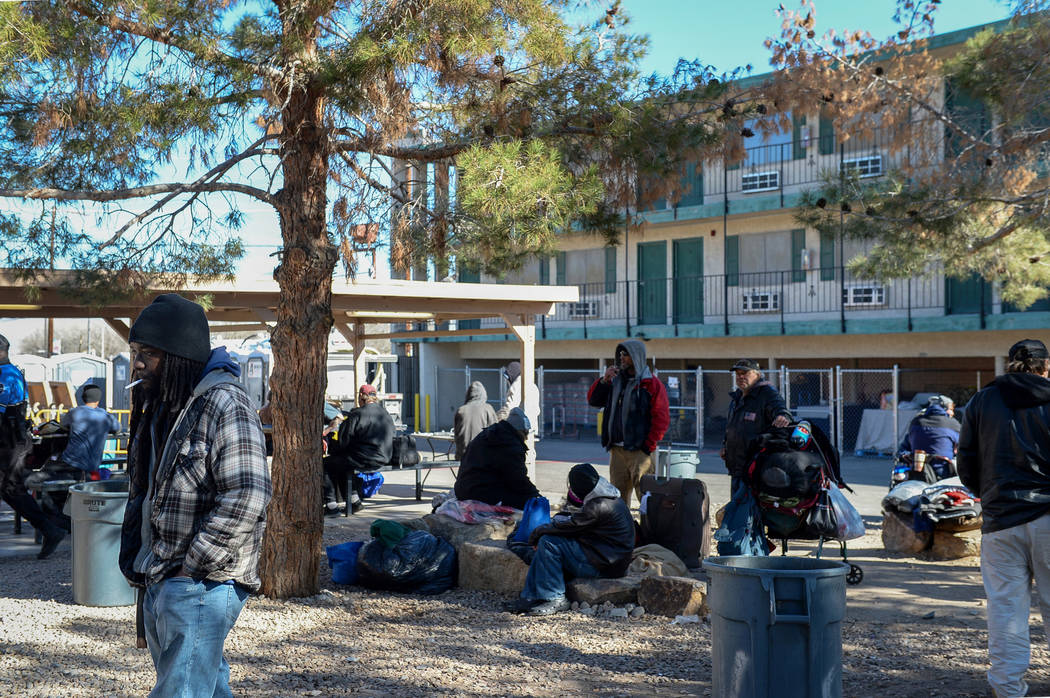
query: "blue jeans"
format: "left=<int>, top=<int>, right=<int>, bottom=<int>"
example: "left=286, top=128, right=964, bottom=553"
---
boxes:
left=521, top=535, right=600, bottom=602
left=143, top=577, right=249, bottom=698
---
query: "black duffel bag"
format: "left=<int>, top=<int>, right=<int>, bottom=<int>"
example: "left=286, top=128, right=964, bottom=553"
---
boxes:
left=389, top=434, right=421, bottom=469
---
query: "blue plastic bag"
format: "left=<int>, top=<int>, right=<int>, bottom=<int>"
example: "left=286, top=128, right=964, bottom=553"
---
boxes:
left=511, top=496, right=551, bottom=543
left=356, top=471, right=384, bottom=499
left=326, top=541, right=364, bottom=585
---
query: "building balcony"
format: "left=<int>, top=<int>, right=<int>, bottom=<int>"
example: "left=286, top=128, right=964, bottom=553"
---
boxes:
left=453, top=267, right=1049, bottom=342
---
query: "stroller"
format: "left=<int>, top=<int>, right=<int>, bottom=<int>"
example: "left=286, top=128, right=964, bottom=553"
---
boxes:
left=744, top=421, right=865, bottom=586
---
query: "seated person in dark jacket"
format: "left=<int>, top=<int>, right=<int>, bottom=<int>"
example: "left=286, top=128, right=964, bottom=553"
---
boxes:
left=503, top=463, right=635, bottom=616
left=454, top=407, right=539, bottom=510
left=898, top=395, right=961, bottom=478
left=324, top=384, right=394, bottom=513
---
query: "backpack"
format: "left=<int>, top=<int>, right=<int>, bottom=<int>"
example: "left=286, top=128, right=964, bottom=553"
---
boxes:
left=389, top=434, right=421, bottom=468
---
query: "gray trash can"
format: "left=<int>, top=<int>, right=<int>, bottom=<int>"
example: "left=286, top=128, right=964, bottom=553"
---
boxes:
left=70, top=480, right=135, bottom=607
left=658, top=448, right=699, bottom=479
left=702, top=556, right=849, bottom=698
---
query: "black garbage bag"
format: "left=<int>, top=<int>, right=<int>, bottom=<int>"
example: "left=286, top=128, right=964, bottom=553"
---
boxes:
left=356, top=530, right=457, bottom=594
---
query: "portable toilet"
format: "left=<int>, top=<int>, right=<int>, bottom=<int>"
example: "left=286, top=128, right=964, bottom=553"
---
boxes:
left=110, top=353, right=131, bottom=411
left=53, top=353, right=109, bottom=407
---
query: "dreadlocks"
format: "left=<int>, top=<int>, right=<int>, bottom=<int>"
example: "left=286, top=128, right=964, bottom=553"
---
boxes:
left=127, top=353, right=206, bottom=488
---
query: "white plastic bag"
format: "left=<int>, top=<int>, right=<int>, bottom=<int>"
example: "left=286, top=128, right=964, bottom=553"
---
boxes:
left=828, top=482, right=865, bottom=540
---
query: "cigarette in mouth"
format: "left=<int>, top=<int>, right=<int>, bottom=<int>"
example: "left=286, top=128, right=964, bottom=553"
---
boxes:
left=125, top=379, right=144, bottom=391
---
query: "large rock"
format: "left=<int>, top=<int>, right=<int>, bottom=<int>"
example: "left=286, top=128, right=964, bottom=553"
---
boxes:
left=881, top=510, right=932, bottom=554
left=926, top=528, right=981, bottom=560
left=637, top=575, right=708, bottom=618
left=567, top=576, right=641, bottom=605
left=458, top=540, right=528, bottom=594
left=406, top=513, right=519, bottom=551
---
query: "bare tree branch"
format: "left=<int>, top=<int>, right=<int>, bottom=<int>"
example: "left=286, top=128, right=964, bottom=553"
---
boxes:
left=0, top=182, right=278, bottom=206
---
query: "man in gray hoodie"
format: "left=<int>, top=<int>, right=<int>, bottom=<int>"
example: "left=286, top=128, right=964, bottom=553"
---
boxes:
left=454, top=381, right=497, bottom=460
left=587, top=340, right=670, bottom=508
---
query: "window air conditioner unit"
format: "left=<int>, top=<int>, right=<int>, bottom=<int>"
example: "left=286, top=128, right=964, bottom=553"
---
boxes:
left=842, top=155, right=883, bottom=178
left=842, top=285, right=886, bottom=307
left=741, top=171, right=780, bottom=192
left=567, top=300, right=600, bottom=319
left=742, top=291, right=780, bottom=313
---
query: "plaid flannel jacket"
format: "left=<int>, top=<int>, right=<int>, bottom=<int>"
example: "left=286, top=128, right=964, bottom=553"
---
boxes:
left=134, top=373, right=271, bottom=591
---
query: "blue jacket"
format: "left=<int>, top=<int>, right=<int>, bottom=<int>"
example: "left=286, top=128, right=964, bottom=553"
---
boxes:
left=0, top=361, right=27, bottom=412
left=899, top=404, right=960, bottom=461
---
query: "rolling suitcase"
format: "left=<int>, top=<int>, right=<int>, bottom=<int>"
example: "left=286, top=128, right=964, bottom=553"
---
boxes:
left=639, top=474, right=711, bottom=569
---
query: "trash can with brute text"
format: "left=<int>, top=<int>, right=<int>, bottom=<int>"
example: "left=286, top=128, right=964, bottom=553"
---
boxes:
left=702, top=556, right=848, bottom=698
left=70, top=480, right=135, bottom=607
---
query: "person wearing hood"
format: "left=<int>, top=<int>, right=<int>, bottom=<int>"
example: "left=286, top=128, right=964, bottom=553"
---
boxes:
left=503, top=463, right=635, bottom=616
left=959, top=338, right=1050, bottom=698
left=721, top=358, right=791, bottom=494
left=587, top=340, right=670, bottom=508
left=119, top=294, right=272, bottom=698
left=454, top=407, right=539, bottom=509
left=454, top=381, right=497, bottom=460
left=0, top=332, right=69, bottom=559
left=898, top=394, right=961, bottom=477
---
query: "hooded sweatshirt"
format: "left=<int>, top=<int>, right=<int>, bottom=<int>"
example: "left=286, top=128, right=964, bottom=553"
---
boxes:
left=454, top=381, right=498, bottom=460
left=958, top=371, right=1050, bottom=533
left=533, top=477, right=635, bottom=576
left=898, top=402, right=961, bottom=463
left=587, top=340, right=670, bottom=454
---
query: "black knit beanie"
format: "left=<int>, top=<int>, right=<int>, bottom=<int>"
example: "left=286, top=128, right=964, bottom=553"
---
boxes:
left=0, top=333, right=8, bottom=352
left=504, top=361, right=521, bottom=383
left=568, top=463, right=600, bottom=500
left=129, top=294, right=211, bottom=363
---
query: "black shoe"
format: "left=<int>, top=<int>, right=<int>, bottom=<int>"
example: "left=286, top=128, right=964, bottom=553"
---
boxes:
left=526, top=597, right=571, bottom=616
left=324, top=505, right=344, bottom=518
left=350, top=492, right=363, bottom=513
left=501, top=598, right=537, bottom=614
left=38, top=528, right=67, bottom=560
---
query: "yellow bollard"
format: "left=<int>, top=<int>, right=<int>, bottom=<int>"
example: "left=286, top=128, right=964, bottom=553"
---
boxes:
left=425, top=394, right=431, bottom=432
left=414, top=394, right=420, bottom=433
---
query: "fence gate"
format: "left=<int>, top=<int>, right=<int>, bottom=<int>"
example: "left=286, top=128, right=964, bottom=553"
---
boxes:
left=656, top=368, right=701, bottom=447
left=835, top=366, right=898, bottom=457
left=540, top=368, right=600, bottom=442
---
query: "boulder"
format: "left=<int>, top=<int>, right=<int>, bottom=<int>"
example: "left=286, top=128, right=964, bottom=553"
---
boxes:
left=406, top=513, right=519, bottom=551
left=637, top=575, right=708, bottom=618
left=567, top=576, right=641, bottom=605
left=881, top=510, right=932, bottom=554
left=926, top=528, right=981, bottom=561
left=457, top=540, right=528, bottom=594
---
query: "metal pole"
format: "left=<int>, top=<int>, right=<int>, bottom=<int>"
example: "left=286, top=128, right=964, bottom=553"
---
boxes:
left=695, top=365, right=703, bottom=450
left=835, top=365, right=844, bottom=455
left=537, top=364, right=545, bottom=439
left=892, top=364, right=900, bottom=455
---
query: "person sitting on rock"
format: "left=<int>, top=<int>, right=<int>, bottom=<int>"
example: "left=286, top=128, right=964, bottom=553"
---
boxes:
left=454, top=407, right=539, bottom=510
left=503, top=463, right=635, bottom=616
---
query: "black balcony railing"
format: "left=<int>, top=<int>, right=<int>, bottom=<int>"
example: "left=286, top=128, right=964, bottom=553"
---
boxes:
left=476, top=266, right=988, bottom=335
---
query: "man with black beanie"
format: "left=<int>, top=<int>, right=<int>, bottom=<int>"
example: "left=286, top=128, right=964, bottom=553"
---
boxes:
left=959, top=338, right=1050, bottom=697
left=503, top=463, right=634, bottom=616
left=119, top=293, right=271, bottom=697
left=0, top=333, right=68, bottom=558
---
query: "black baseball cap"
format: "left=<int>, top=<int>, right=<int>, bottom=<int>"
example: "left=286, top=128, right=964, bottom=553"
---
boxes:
left=1008, top=339, right=1050, bottom=362
left=732, top=359, right=761, bottom=372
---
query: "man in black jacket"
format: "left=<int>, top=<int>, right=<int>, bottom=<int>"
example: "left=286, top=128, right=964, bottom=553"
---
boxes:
left=325, top=384, right=394, bottom=513
left=958, top=338, right=1050, bottom=698
left=454, top=407, right=539, bottom=509
left=722, top=359, right=791, bottom=494
left=503, top=463, right=635, bottom=616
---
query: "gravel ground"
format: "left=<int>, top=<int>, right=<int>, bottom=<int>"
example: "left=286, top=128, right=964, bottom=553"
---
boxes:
left=2, top=487, right=1050, bottom=696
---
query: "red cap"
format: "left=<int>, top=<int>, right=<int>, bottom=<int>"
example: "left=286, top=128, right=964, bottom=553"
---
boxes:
left=358, top=384, right=377, bottom=395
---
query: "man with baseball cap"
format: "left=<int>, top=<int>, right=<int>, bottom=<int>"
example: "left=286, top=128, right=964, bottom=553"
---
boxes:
left=722, top=358, right=791, bottom=494
left=959, top=338, right=1050, bottom=697
left=328, top=383, right=395, bottom=513
left=119, top=293, right=271, bottom=697
left=23, top=383, right=122, bottom=524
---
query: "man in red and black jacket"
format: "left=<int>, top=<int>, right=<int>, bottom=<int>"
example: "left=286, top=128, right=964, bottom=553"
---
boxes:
left=587, top=339, right=669, bottom=508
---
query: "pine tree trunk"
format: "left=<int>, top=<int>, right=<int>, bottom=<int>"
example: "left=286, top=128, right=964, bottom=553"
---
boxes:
left=259, top=78, right=335, bottom=598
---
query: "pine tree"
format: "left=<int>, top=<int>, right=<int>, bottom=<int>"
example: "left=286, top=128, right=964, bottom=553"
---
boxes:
left=0, top=0, right=759, bottom=596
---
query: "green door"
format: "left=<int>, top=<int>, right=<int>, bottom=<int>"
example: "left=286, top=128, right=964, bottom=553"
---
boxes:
left=673, top=238, right=704, bottom=324
left=637, top=241, right=667, bottom=325
left=946, top=274, right=991, bottom=315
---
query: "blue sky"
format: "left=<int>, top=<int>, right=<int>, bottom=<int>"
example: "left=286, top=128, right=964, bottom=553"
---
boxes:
left=622, top=0, right=1013, bottom=77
